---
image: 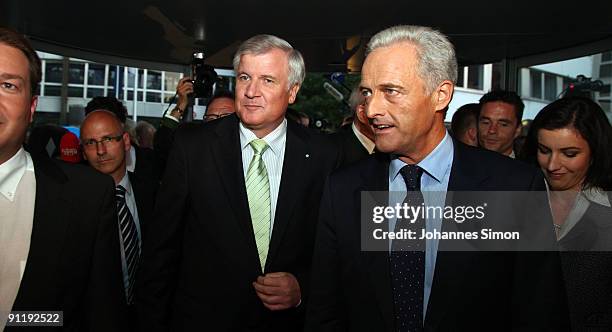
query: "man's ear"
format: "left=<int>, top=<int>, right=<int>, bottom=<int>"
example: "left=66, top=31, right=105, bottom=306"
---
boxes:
left=433, top=80, right=454, bottom=112
left=29, top=96, right=38, bottom=122
left=123, top=132, right=131, bottom=152
left=467, top=127, right=478, bottom=145
left=288, top=84, right=300, bottom=104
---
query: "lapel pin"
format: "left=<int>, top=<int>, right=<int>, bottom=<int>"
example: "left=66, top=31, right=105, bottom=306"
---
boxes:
left=305, top=154, right=310, bottom=158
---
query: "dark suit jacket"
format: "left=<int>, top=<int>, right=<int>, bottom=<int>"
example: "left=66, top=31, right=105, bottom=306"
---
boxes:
left=7, top=154, right=127, bottom=331
left=331, top=125, right=370, bottom=168
left=305, top=141, right=570, bottom=331
left=558, top=202, right=612, bottom=330
left=136, top=114, right=338, bottom=331
left=128, top=171, right=158, bottom=243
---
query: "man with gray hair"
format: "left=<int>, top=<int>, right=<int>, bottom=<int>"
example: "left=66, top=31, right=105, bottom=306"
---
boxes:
left=306, top=25, right=568, bottom=331
left=137, top=34, right=338, bottom=331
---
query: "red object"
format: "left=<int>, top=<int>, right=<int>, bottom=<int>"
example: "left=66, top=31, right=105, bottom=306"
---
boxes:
left=59, top=132, right=82, bottom=163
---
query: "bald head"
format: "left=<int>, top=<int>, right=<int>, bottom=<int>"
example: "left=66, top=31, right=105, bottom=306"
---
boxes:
left=80, top=110, right=130, bottom=184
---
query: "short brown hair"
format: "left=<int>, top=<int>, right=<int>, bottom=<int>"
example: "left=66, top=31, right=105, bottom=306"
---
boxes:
left=0, top=27, right=42, bottom=96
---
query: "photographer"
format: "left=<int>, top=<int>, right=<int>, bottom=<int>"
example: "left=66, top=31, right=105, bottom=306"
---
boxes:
left=153, top=77, right=236, bottom=179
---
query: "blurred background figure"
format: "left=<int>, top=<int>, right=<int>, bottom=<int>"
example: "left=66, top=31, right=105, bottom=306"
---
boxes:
left=450, top=103, right=479, bottom=146
left=331, top=87, right=374, bottom=167
left=135, top=121, right=156, bottom=149
left=285, top=107, right=310, bottom=127
left=520, top=96, right=612, bottom=331
left=203, top=89, right=235, bottom=123
left=58, top=131, right=81, bottom=164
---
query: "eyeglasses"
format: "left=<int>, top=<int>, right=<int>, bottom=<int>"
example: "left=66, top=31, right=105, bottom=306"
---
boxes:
left=82, top=134, right=124, bottom=149
left=204, top=113, right=233, bottom=122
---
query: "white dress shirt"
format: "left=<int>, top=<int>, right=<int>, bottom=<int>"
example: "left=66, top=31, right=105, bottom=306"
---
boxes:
left=239, top=119, right=287, bottom=234
left=0, top=148, right=36, bottom=329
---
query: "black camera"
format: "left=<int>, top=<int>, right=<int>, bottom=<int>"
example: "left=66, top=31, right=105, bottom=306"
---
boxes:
left=191, top=52, right=218, bottom=98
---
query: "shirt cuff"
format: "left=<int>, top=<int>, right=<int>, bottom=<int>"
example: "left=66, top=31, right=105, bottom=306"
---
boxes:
left=164, top=113, right=180, bottom=122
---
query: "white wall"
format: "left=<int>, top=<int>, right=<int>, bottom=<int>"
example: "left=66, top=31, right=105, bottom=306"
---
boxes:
left=531, top=56, right=594, bottom=78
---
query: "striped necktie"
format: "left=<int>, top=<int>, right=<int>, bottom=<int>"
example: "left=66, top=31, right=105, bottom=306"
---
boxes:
left=246, top=139, right=271, bottom=271
left=115, top=185, right=141, bottom=305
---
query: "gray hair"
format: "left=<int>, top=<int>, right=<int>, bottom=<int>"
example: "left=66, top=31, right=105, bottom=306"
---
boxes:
left=366, top=25, right=458, bottom=94
left=232, top=34, right=305, bottom=90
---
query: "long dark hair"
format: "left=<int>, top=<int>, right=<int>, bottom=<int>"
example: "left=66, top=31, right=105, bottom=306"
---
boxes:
left=519, top=96, right=612, bottom=191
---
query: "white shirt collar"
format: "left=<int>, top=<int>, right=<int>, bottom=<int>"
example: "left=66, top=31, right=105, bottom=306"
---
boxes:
left=351, top=122, right=375, bottom=154
left=0, top=148, right=34, bottom=201
left=239, top=119, right=287, bottom=156
left=117, top=171, right=132, bottom=195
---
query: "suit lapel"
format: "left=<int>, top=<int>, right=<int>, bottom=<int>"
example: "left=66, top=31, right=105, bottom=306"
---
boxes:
left=14, top=155, right=71, bottom=307
left=210, top=115, right=260, bottom=267
left=360, top=154, right=395, bottom=331
left=425, top=141, right=488, bottom=327
left=266, top=121, right=308, bottom=270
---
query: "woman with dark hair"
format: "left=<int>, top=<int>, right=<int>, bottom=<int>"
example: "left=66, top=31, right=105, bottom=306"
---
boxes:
left=520, top=96, right=612, bottom=331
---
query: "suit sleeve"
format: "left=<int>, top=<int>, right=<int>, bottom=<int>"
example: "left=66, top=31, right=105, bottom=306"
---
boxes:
left=304, top=177, right=345, bottom=332
left=135, top=130, right=189, bottom=331
left=85, top=176, right=129, bottom=331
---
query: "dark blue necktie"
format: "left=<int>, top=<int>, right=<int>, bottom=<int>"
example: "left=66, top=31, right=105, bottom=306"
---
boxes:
left=390, top=165, right=425, bottom=331
left=116, top=185, right=141, bottom=305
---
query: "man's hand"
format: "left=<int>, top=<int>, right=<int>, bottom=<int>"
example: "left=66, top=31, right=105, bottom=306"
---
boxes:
left=173, top=77, right=194, bottom=112
left=252, top=272, right=301, bottom=311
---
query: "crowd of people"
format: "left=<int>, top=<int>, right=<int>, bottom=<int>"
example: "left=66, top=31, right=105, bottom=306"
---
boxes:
left=1, top=23, right=611, bottom=332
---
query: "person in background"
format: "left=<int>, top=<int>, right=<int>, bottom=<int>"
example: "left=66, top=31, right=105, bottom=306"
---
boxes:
left=520, top=96, right=612, bottom=331
left=58, top=131, right=82, bottom=164
left=135, top=121, right=156, bottom=149
left=478, top=90, right=524, bottom=158
left=332, top=87, right=375, bottom=167
left=85, top=96, right=157, bottom=180
left=450, top=103, right=479, bottom=146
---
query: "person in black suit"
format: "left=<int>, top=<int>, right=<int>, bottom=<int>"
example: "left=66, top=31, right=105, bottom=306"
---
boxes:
left=0, top=27, right=126, bottom=331
left=305, top=25, right=569, bottom=331
left=80, top=110, right=157, bottom=321
left=332, top=87, right=375, bottom=168
left=136, top=34, right=338, bottom=331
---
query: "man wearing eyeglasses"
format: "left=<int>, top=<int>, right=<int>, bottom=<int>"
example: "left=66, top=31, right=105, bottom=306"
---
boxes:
left=80, top=110, right=158, bottom=329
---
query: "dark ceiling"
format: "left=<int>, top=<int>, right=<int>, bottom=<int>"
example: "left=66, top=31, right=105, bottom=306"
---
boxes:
left=2, top=0, right=612, bottom=72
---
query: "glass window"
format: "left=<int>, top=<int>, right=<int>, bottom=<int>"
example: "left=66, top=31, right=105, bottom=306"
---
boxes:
left=68, top=87, right=83, bottom=97
left=164, top=93, right=177, bottom=104
left=108, top=66, right=119, bottom=87
left=127, top=90, right=134, bottom=101
left=146, top=92, right=161, bottom=103
left=137, top=91, right=143, bottom=101
left=138, top=69, right=145, bottom=89
left=544, top=73, right=557, bottom=101
left=530, top=70, right=542, bottom=99
left=44, top=85, right=61, bottom=96
left=491, top=62, right=503, bottom=91
left=165, top=72, right=181, bottom=92
left=602, top=51, right=612, bottom=62
left=600, top=64, right=612, bottom=77
left=215, top=75, right=232, bottom=92
left=87, top=88, right=105, bottom=98
left=68, top=63, right=85, bottom=84
left=467, top=65, right=483, bottom=90
left=456, top=66, right=464, bottom=87
left=127, top=69, right=136, bottom=87
left=44, top=62, right=63, bottom=83
left=88, top=63, right=106, bottom=86
left=147, top=71, right=162, bottom=90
